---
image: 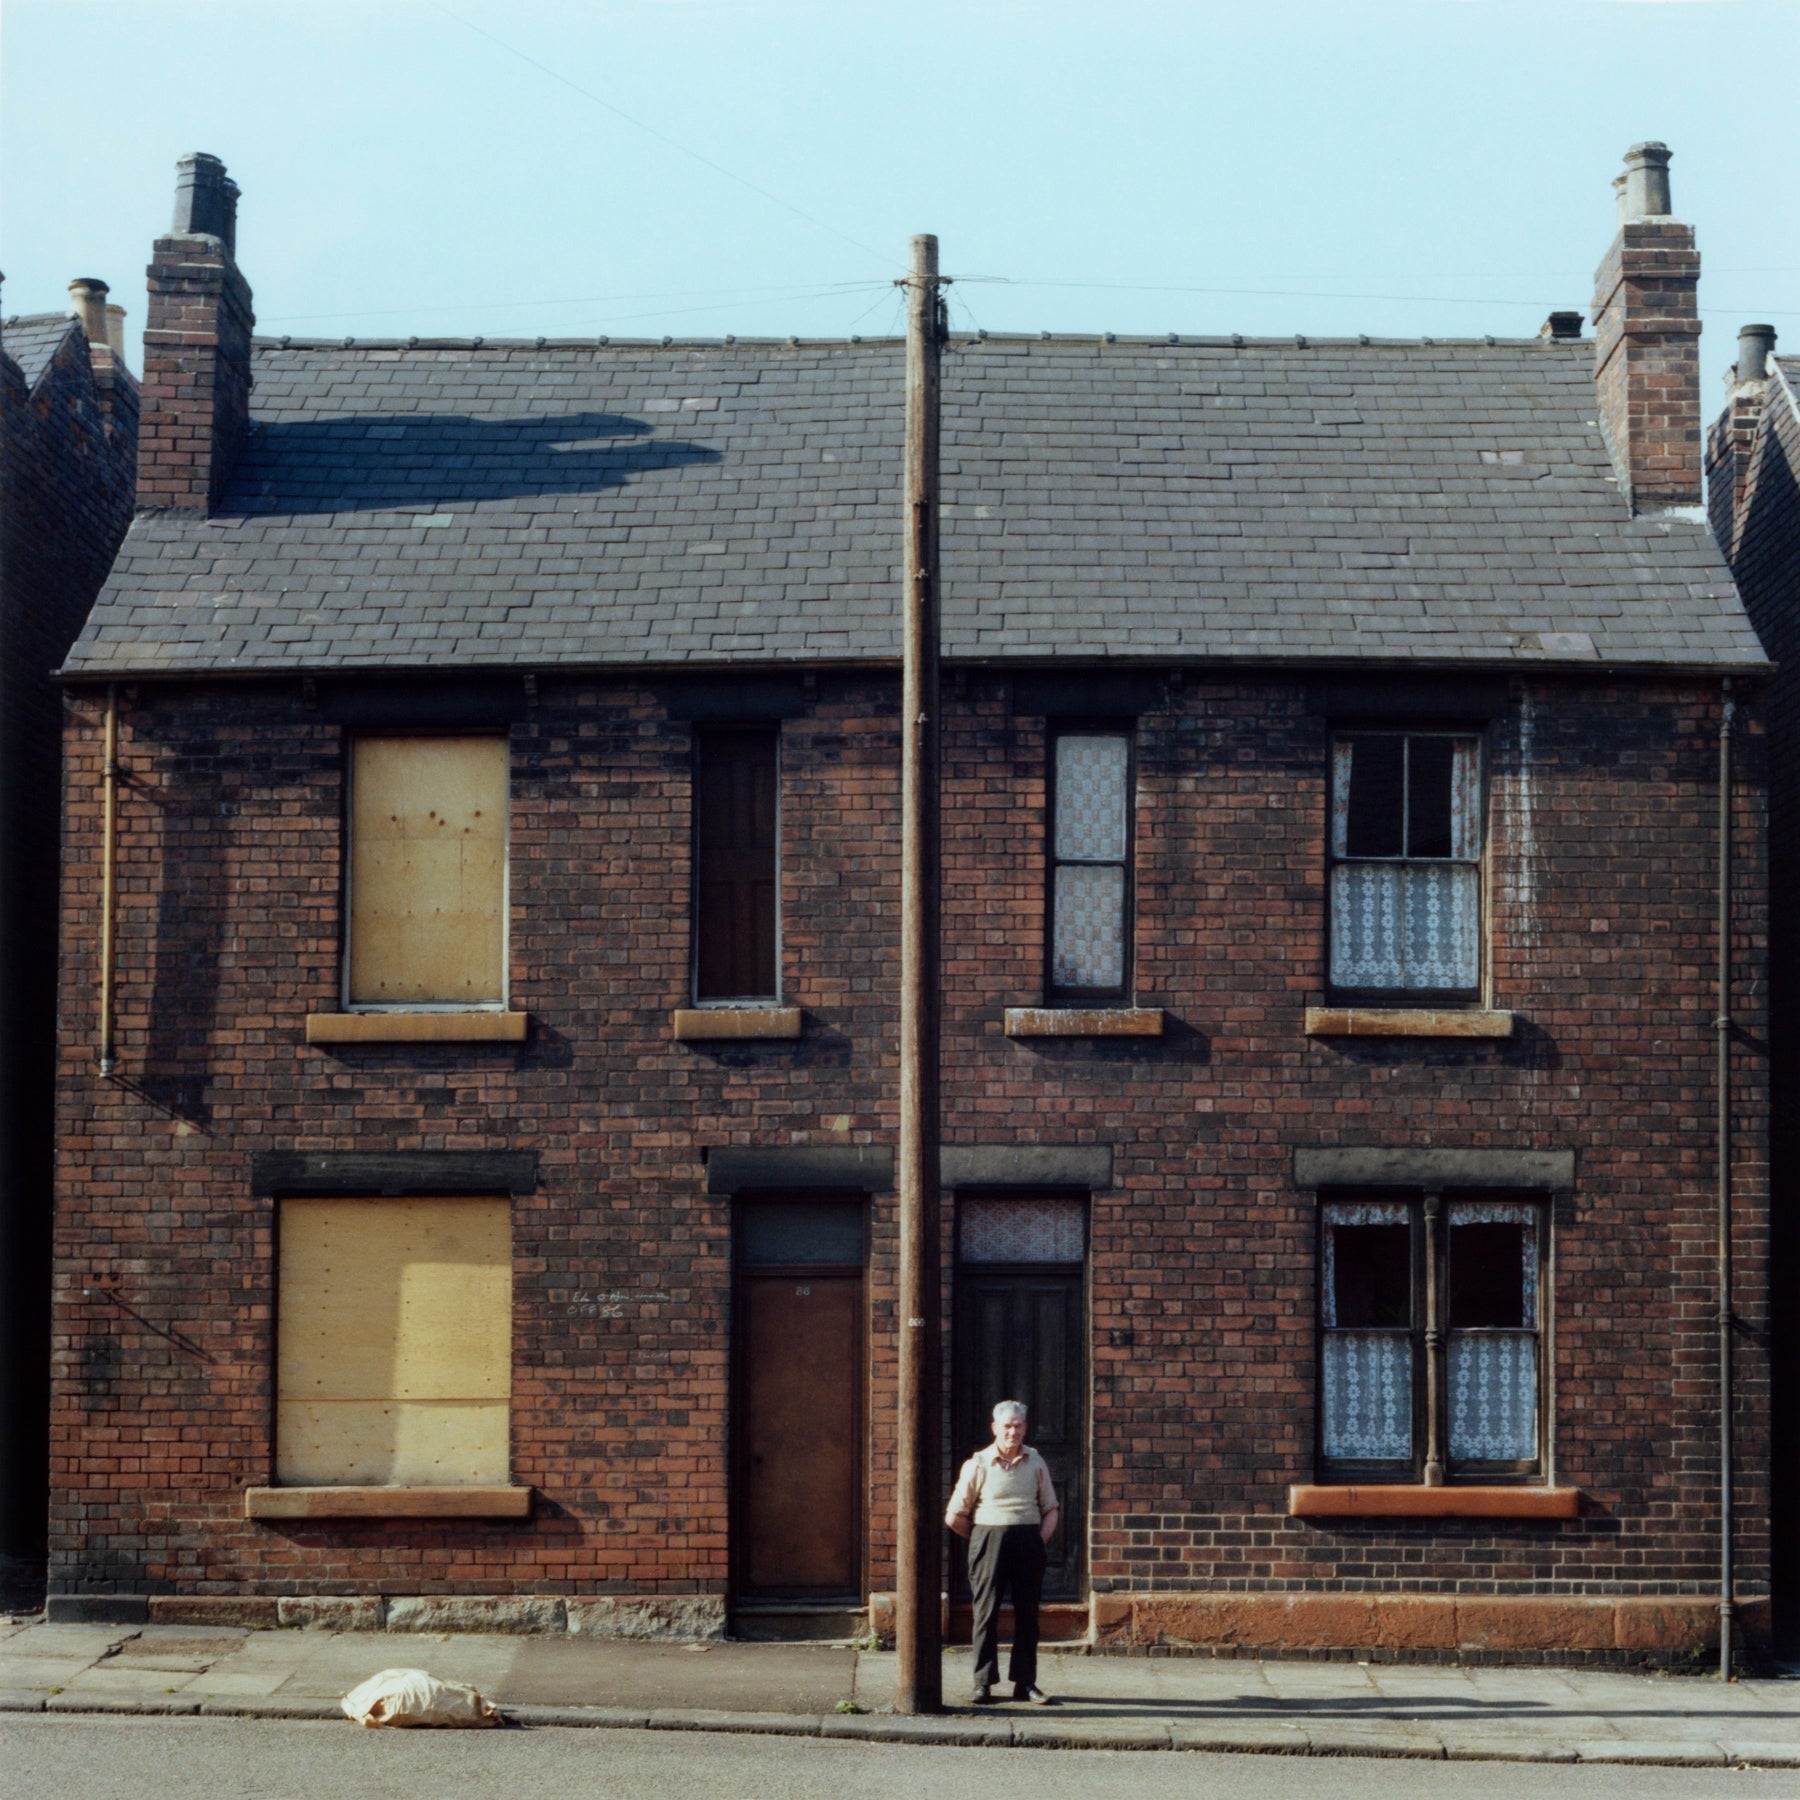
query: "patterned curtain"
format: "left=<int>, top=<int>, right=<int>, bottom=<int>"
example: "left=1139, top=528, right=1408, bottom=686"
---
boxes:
left=960, top=1198, right=1087, bottom=1264
left=1053, top=735, right=1129, bottom=989
left=1331, top=862, right=1478, bottom=990
left=1053, top=865, right=1125, bottom=989
left=1321, top=1331, right=1412, bottom=1460
left=1447, top=1333, right=1537, bottom=1461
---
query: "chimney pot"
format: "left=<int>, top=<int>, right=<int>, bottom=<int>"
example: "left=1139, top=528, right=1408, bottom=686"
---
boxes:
left=1621, top=141, right=1673, bottom=221
left=68, top=278, right=110, bottom=346
left=104, top=304, right=126, bottom=358
left=172, top=152, right=241, bottom=255
left=1736, top=324, right=1776, bottom=384
left=1541, top=311, right=1584, bottom=342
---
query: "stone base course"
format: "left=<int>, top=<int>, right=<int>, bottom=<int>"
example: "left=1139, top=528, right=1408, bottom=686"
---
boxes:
left=1093, top=1593, right=1772, bottom=1665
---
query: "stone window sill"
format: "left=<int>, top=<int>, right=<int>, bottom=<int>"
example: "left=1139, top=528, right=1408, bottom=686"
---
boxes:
left=1004, top=1007, right=1165, bottom=1039
left=306, top=1012, right=529, bottom=1044
left=1288, top=1484, right=1579, bottom=1520
left=245, top=1485, right=533, bottom=1521
left=1305, top=1007, right=1514, bottom=1040
left=672, top=1006, right=803, bottom=1042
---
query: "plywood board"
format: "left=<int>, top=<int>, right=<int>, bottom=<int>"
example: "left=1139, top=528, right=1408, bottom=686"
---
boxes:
left=277, top=1196, right=510, bottom=1486
left=348, top=735, right=506, bottom=1005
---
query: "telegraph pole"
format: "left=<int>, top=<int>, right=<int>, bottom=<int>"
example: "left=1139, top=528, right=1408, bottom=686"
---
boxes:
left=895, top=232, right=945, bottom=1716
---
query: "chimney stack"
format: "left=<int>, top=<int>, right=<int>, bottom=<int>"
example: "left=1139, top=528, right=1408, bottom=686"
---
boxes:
left=138, top=152, right=254, bottom=514
left=1707, top=324, right=1777, bottom=555
left=1591, top=141, right=1702, bottom=514
left=104, top=303, right=126, bottom=360
left=67, top=278, right=111, bottom=349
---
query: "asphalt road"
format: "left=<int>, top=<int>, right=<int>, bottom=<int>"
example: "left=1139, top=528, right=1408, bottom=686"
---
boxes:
left=7, top=1717, right=1800, bottom=1800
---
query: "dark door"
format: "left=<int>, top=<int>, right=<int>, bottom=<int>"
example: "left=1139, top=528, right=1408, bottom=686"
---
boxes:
left=733, top=1200, right=865, bottom=1599
left=953, top=1270, right=1086, bottom=1599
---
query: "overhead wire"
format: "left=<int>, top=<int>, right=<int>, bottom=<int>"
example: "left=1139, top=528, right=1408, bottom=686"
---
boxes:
left=422, top=0, right=890, bottom=269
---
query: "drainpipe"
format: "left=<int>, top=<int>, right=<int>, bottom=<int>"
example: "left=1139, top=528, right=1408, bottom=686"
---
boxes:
left=1717, top=679, right=1735, bottom=1680
left=98, top=687, right=118, bottom=1079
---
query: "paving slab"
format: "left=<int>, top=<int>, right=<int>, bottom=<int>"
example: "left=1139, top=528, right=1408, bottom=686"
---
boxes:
left=0, top=1691, right=46, bottom=1713
left=184, top=1670, right=294, bottom=1698
left=1441, top=1734, right=1581, bottom=1761
left=196, top=1694, right=347, bottom=1720
left=57, top=1666, right=198, bottom=1694
left=0, top=1624, right=135, bottom=1660
left=1721, top=1742, right=1800, bottom=1767
left=46, top=1691, right=201, bottom=1716
left=1169, top=1719, right=1312, bottom=1753
left=1014, top=1716, right=1173, bottom=1749
left=0, top=1658, right=105, bottom=1687
left=502, top=1638, right=853, bottom=1712
left=507, top=1704, right=652, bottom=1729
left=1573, top=1737, right=1731, bottom=1765
left=821, top=1713, right=1013, bottom=1746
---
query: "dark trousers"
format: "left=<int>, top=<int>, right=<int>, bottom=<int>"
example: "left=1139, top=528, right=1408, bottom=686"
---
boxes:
left=968, top=1522, right=1046, bottom=1690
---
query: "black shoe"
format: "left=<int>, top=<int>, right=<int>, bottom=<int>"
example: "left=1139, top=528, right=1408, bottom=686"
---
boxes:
left=1013, top=1683, right=1051, bottom=1705
left=970, top=1682, right=993, bottom=1705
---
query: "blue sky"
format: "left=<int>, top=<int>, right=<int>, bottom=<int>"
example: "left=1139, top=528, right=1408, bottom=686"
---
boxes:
left=4, top=0, right=1796, bottom=399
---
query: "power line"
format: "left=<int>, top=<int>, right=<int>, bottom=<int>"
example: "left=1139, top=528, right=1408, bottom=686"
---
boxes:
left=422, top=0, right=891, bottom=270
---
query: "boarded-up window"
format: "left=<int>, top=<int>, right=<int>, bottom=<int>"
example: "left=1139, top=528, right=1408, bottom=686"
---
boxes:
left=348, top=735, right=507, bottom=1007
left=694, top=728, right=778, bottom=1000
left=276, top=1197, right=511, bottom=1486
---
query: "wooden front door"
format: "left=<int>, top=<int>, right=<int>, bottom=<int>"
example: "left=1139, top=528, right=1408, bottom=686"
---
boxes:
left=953, top=1259, right=1087, bottom=1599
left=733, top=1200, right=865, bottom=1599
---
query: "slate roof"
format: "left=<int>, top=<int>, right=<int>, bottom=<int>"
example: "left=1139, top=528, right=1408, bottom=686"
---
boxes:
left=64, top=333, right=1764, bottom=676
left=2, top=313, right=80, bottom=393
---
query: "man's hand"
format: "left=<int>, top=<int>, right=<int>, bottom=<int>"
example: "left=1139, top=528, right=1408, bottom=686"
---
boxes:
left=1039, top=1507, right=1059, bottom=1547
left=946, top=1512, right=973, bottom=1540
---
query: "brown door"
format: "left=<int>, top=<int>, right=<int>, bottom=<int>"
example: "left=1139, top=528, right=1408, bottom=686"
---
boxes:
left=733, top=1200, right=866, bottom=1599
left=953, top=1268, right=1087, bottom=1600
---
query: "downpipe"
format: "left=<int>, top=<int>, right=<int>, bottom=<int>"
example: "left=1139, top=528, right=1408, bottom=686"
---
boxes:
left=1717, top=681, right=1735, bottom=1681
left=97, top=686, right=118, bottom=1079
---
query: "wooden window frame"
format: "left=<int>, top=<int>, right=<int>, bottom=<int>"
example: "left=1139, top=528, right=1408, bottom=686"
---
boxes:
left=1044, top=723, right=1136, bottom=1006
left=1314, top=1187, right=1548, bottom=1487
left=1326, top=727, right=1485, bottom=1006
left=691, top=725, right=782, bottom=1005
left=341, top=730, right=511, bottom=1013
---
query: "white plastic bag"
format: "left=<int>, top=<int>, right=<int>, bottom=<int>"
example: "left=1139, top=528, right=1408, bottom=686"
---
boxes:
left=341, top=1666, right=502, bottom=1728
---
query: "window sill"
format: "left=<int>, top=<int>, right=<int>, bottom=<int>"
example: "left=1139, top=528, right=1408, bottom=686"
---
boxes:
left=672, top=1006, right=803, bottom=1042
left=1004, top=1007, right=1165, bottom=1039
left=1288, top=1484, right=1579, bottom=1520
left=305, top=1012, right=529, bottom=1044
left=1305, top=1007, right=1514, bottom=1040
left=245, top=1485, right=533, bottom=1521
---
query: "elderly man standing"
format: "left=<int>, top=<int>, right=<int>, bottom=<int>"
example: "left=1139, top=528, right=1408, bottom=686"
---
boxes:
left=945, top=1399, right=1060, bottom=1705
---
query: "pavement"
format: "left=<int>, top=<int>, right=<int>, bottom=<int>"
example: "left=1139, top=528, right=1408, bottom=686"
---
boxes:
left=5, top=1614, right=1800, bottom=1766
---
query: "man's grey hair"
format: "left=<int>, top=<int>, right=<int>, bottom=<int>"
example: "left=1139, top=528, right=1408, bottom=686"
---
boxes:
left=992, top=1400, right=1028, bottom=1424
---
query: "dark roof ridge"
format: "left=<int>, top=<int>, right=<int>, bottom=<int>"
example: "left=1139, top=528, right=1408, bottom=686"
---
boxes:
left=251, top=331, right=1578, bottom=354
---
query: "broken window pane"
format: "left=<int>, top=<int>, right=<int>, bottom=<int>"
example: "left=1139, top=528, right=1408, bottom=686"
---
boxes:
left=1407, top=736, right=1455, bottom=858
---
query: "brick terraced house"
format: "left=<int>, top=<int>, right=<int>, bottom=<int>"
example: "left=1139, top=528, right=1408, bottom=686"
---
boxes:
left=1, top=276, right=137, bottom=1602
left=47, top=145, right=1773, bottom=1662
left=1708, top=321, right=1800, bottom=1650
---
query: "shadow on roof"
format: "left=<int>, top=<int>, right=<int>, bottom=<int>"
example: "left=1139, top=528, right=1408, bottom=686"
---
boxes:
left=223, top=410, right=723, bottom=517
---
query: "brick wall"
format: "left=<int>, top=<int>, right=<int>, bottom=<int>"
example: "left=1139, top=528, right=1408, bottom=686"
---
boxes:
left=1713, top=369, right=1800, bottom=1644
left=49, top=670, right=1767, bottom=1645
left=0, top=322, right=137, bottom=1595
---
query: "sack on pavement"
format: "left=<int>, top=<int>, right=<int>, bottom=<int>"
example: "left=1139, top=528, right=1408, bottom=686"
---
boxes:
left=341, top=1666, right=503, bottom=1728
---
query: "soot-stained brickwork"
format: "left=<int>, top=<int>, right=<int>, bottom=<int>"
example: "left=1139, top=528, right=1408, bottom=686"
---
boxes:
left=1, top=307, right=137, bottom=1600
left=1711, top=353, right=1800, bottom=1648
left=49, top=671, right=1767, bottom=1658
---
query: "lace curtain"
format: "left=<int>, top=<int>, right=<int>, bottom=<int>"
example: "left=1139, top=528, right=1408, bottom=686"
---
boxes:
left=1447, top=1332, right=1536, bottom=1461
left=1330, top=738, right=1480, bottom=991
left=1321, top=1331, right=1413, bottom=1460
left=1052, top=735, right=1128, bottom=990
